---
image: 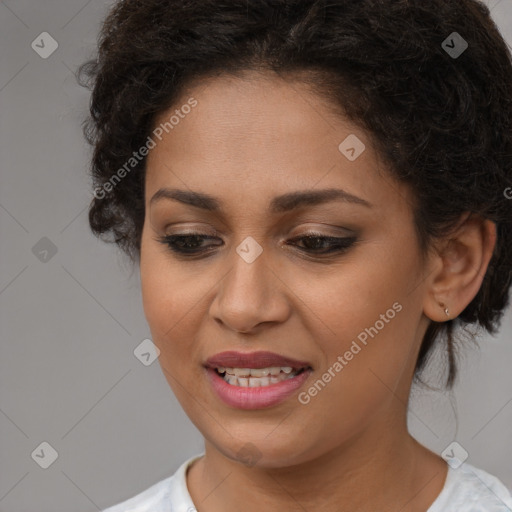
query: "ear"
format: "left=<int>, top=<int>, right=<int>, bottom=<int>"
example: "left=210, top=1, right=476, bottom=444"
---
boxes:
left=423, top=213, right=497, bottom=322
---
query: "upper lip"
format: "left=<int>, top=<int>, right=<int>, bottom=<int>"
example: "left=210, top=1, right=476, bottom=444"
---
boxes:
left=204, top=351, right=312, bottom=370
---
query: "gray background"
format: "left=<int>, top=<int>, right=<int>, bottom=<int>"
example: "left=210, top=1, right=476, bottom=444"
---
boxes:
left=0, top=1, right=511, bottom=510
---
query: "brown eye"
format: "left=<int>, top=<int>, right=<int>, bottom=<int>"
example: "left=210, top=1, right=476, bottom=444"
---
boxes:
left=287, top=234, right=357, bottom=255
left=156, top=233, right=223, bottom=254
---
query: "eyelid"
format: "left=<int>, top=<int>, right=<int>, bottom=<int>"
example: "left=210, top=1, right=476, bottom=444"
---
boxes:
left=291, top=227, right=353, bottom=236
left=160, top=219, right=357, bottom=240
left=287, top=224, right=356, bottom=238
left=163, top=225, right=221, bottom=237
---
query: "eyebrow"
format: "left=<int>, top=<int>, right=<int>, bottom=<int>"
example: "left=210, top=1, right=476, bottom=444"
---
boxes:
left=149, top=187, right=372, bottom=212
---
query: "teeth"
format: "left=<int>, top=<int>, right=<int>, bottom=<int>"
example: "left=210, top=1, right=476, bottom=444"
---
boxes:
left=250, top=368, right=269, bottom=377
left=216, top=366, right=303, bottom=387
left=237, top=377, right=249, bottom=386
left=249, top=378, right=261, bottom=388
left=220, top=366, right=299, bottom=376
left=258, top=376, right=271, bottom=386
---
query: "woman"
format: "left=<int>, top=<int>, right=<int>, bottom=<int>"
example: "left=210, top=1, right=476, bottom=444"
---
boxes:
left=79, top=0, right=512, bottom=510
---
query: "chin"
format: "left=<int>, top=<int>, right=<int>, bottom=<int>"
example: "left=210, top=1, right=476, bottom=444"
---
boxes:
left=210, top=433, right=314, bottom=469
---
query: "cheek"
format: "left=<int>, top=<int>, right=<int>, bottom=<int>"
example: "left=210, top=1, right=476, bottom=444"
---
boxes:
left=305, top=253, right=405, bottom=337
left=302, top=245, right=419, bottom=394
left=139, top=242, right=216, bottom=386
left=140, top=231, right=193, bottom=326
left=296, top=297, right=414, bottom=451
left=140, top=259, right=203, bottom=406
left=140, top=242, right=191, bottom=348
left=140, top=261, right=172, bottom=339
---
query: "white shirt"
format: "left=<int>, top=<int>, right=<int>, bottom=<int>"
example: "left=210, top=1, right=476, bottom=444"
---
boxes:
left=102, top=453, right=512, bottom=511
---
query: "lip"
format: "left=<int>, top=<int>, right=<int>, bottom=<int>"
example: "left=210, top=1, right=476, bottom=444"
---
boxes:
left=204, top=350, right=312, bottom=370
left=206, top=366, right=313, bottom=410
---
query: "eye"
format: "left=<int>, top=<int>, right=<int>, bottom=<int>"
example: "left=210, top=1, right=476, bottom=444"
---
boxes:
left=285, top=233, right=357, bottom=255
left=155, top=233, right=222, bottom=255
left=154, top=232, right=357, bottom=257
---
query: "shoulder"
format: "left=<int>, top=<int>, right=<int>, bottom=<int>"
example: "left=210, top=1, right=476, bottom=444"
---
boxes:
left=429, top=462, right=512, bottom=512
left=101, top=453, right=203, bottom=512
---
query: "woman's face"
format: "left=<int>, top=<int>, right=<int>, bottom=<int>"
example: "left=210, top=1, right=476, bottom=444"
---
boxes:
left=140, top=71, right=433, bottom=467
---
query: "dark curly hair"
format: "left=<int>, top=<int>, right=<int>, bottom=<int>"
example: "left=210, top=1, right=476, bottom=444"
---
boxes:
left=78, top=0, right=512, bottom=388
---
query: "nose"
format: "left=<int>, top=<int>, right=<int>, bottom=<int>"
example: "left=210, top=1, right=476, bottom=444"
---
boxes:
left=209, top=243, right=291, bottom=334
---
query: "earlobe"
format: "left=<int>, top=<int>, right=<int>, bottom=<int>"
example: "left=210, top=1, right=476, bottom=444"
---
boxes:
left=423, top=215, right=497, bottom=323
left=424, top=298, right=452, bottom=323
left=438, top=301, right=450, bottom=318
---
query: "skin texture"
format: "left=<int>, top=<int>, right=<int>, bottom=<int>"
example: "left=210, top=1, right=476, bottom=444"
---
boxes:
left=139, top=71, right=496, bottom=512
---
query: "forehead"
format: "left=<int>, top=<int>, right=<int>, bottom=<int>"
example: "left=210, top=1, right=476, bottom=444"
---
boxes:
left=144, top=71, right=411, bottom=215
left=149, top=71, right=342, bottom=165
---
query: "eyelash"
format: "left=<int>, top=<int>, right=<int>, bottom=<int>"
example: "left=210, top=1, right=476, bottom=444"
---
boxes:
left=155, top=232, right=357, bottom=258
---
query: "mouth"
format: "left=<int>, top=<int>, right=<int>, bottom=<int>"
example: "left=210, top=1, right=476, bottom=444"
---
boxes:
left=214, top=366, right=308, bottom=387
left=204, top=350, right=313, bottom=388
left=204, top=351, right=313, bottom=408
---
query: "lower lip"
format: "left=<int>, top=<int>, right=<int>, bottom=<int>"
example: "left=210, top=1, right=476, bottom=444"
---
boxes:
left=205, top=367, right=312, bottom=410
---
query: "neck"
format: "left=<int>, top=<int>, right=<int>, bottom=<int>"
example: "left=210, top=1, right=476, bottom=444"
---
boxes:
left=187, top=416, right=447, bottom=512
